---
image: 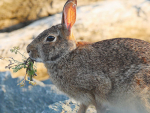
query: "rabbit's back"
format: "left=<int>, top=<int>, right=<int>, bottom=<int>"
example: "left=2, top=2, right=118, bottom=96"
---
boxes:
left=91, top=38, right=150, bottom=81
left=92, top=38, right=150, bottom=68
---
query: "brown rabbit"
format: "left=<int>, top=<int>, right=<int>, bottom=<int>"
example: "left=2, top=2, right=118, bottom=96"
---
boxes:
left=27, top=0, right=150, bottom=112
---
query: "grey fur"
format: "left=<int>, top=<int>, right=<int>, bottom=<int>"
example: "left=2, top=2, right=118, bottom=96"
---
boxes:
left=26, top=0, right=150, bottom=113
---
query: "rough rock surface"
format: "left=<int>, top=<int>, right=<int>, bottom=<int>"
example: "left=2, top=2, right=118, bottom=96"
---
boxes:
left=0, top=71, right=70, bottom=113
left=42, top=99, right=96, bottom=113
left=0, top=0, right=103, bottom=30
left=0, top=0, right=150, bottom=80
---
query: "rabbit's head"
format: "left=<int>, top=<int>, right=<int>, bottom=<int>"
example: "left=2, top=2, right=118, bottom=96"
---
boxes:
left=27, top=0, right=77, bottom=63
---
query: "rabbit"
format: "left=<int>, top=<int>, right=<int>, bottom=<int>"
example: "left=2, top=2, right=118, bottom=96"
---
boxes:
left=26, top=0, right=150, bottom=113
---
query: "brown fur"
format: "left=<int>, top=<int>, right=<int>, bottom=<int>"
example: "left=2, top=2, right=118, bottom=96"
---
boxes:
left=26, top=0, right=150, bottom=113
left=76, top=42, right=92, bottom=47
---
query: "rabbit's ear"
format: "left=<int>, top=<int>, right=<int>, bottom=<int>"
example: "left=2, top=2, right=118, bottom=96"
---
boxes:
left=61, top=0, right=77, bottom=32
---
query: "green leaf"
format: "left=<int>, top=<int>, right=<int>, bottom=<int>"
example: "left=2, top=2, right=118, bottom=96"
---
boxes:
left=7, top=47, right=37, bottom=86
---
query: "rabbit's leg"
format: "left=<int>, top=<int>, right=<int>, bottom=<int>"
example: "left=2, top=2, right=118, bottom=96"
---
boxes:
left=77, top=104, right=88, bottom=113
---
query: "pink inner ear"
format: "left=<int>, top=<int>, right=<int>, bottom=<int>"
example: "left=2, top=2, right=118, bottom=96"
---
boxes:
left=63, top=2, right=76, bottom=30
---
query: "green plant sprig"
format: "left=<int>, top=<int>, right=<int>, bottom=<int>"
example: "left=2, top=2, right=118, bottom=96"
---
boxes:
left=1, top=47, right=37, bottom=87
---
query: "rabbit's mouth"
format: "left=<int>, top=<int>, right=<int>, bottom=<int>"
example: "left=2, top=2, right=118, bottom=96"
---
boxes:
left=29, top=56, right=43, bottom=62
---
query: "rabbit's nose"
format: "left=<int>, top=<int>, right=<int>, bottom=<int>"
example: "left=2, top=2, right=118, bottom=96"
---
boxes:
left=27, top=46, right=30, bottom=53
left=26, top=44, right=33, bottom=53
left=27, top=50, right=30, bottom=53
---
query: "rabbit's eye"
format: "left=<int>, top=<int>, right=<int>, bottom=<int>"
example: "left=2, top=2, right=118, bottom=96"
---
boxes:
left=46, top=36, right=56, bottom=42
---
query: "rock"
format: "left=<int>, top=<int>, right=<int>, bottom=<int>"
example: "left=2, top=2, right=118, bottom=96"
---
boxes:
left=42, top=99, right=96, bottom=113
left=0, top=0, right=103, bottom=31
left=0, top=71, right=69, bottom=113
left=0, top=0, right=150, bottom=80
